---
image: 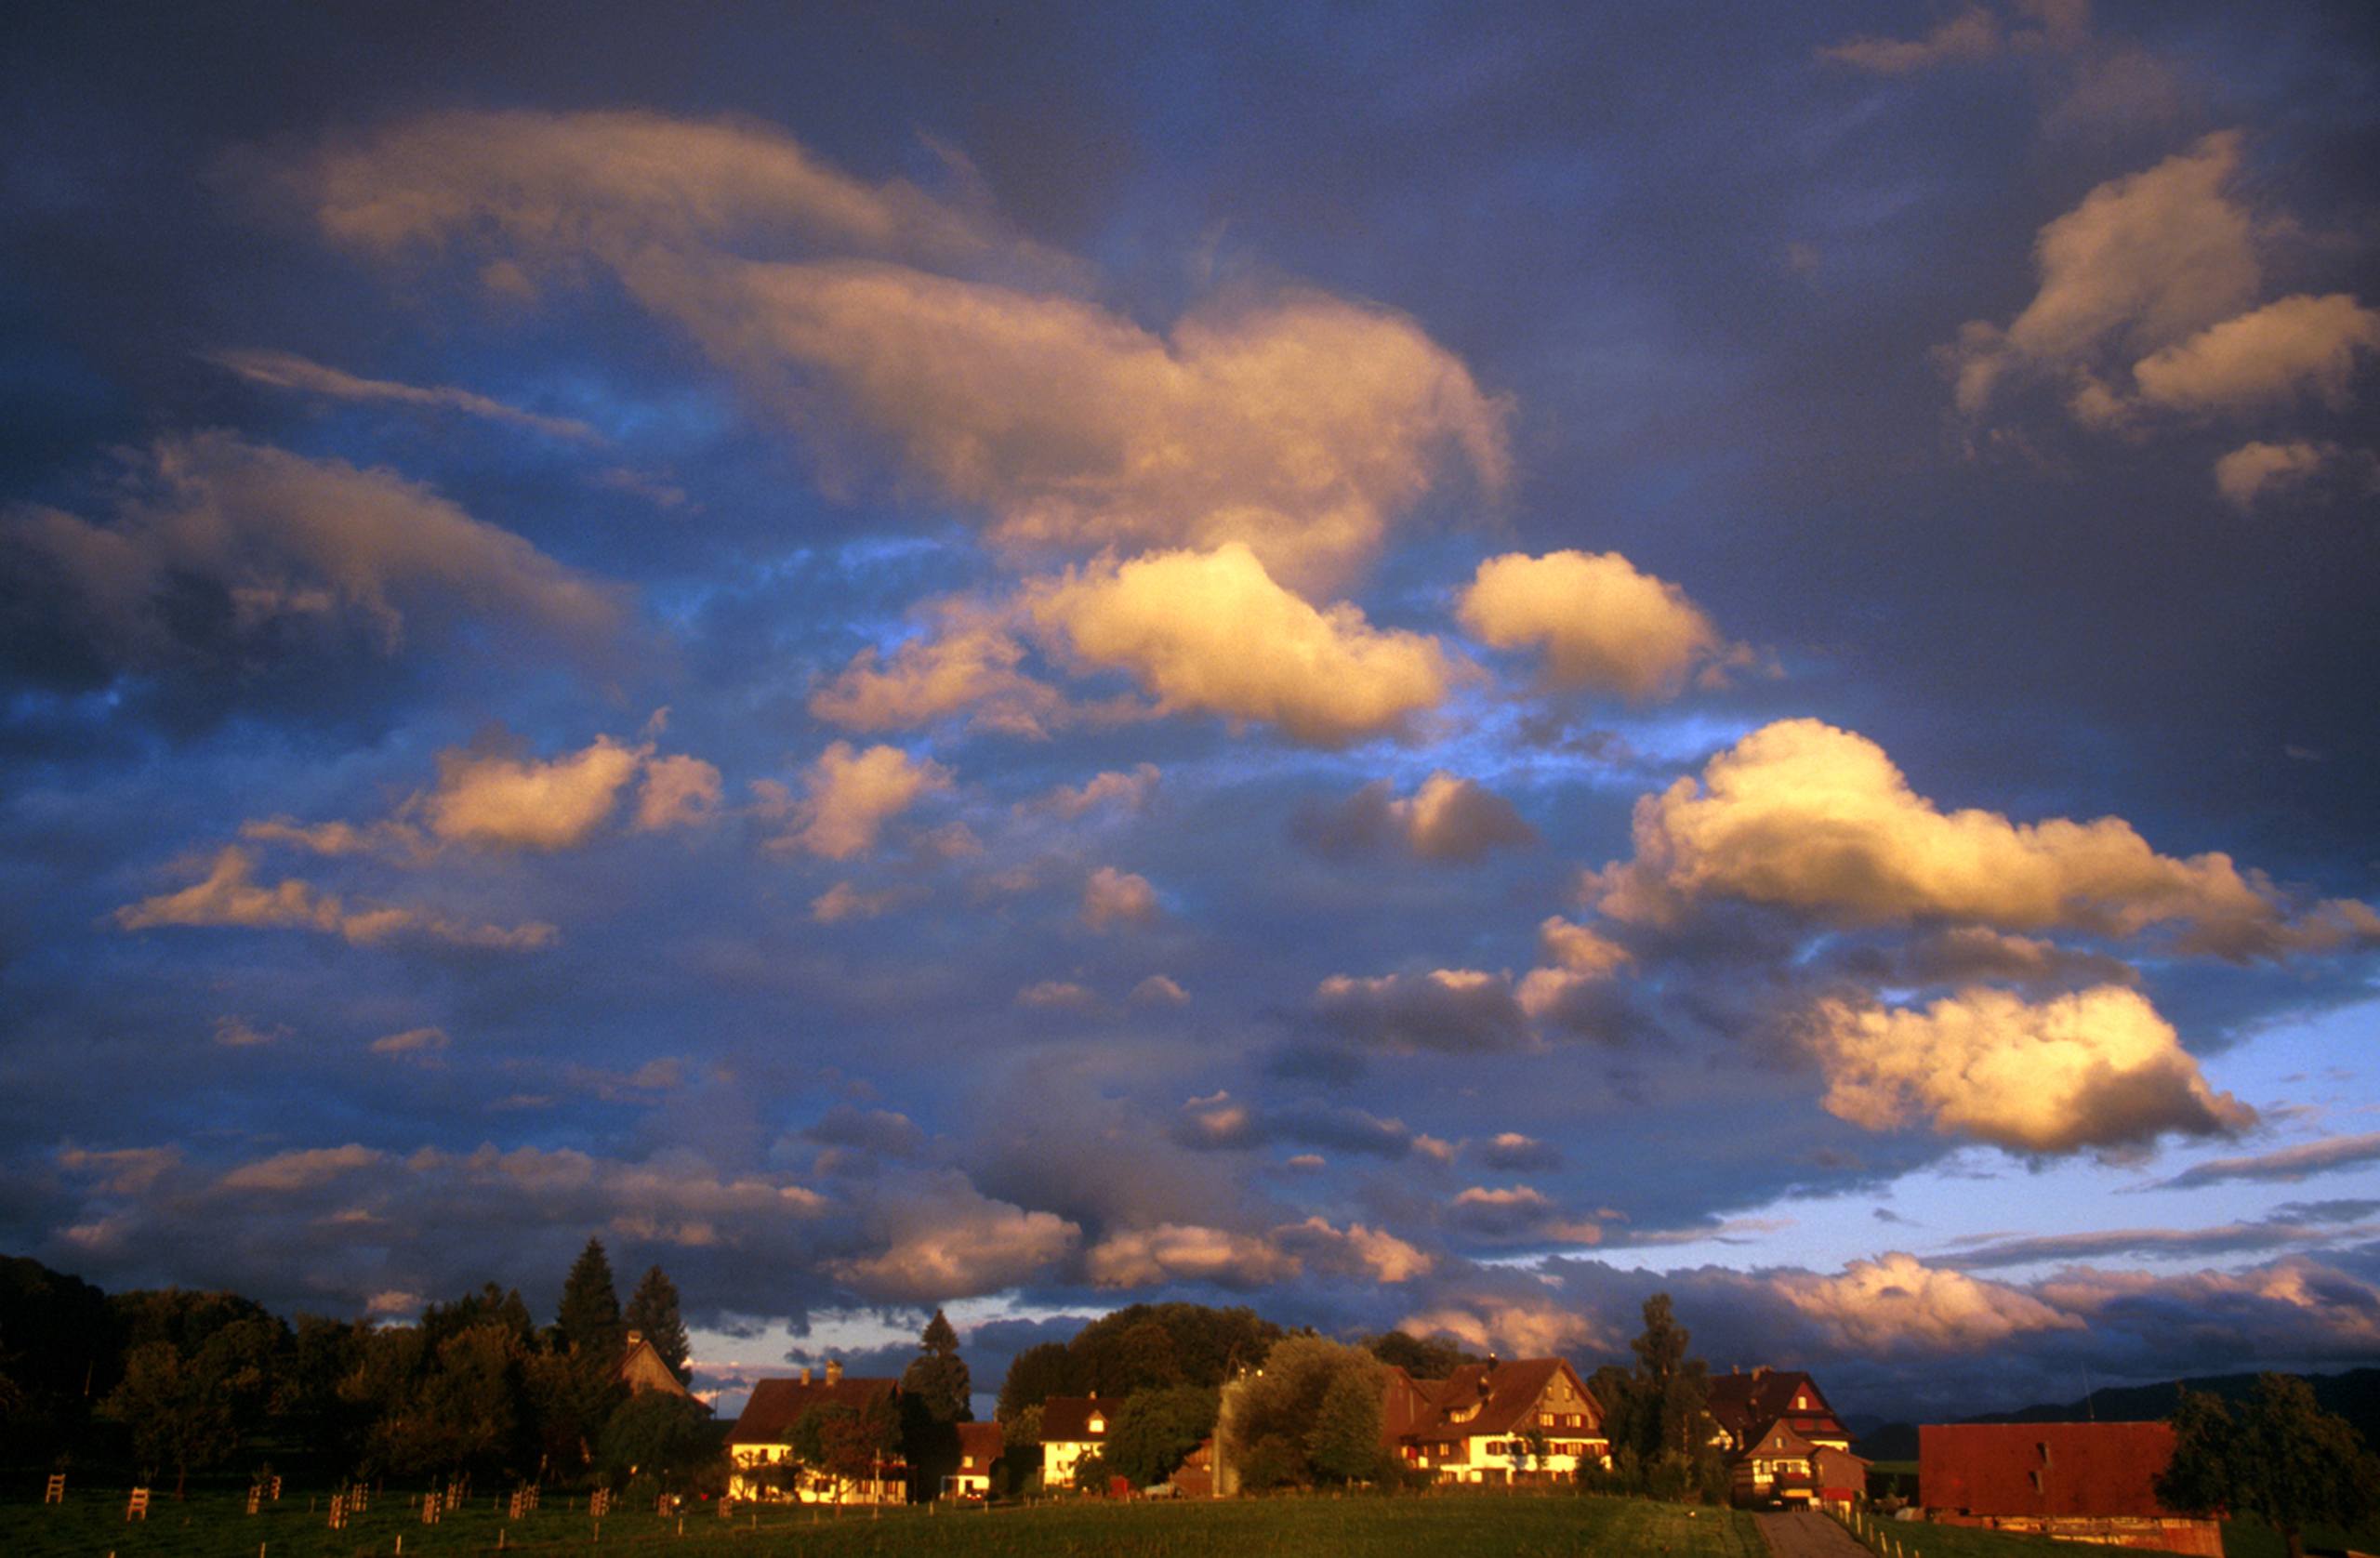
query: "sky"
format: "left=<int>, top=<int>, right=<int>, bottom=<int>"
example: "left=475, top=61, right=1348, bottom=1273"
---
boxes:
left=3, top=1, right=2377, bottom=1427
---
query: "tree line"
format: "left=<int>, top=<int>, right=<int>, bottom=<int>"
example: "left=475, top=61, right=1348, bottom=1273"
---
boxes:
left=0, top=1243, right=712, bottom=1500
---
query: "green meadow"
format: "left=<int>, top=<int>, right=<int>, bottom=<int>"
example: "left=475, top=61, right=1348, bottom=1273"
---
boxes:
left=5, top=1487, right=1764, bottom=1557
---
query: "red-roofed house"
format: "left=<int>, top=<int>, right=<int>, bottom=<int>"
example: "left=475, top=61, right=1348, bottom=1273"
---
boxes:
left=943, top=1421, right=1004, bottom=1500
left=1707, top=1367, right=1855, bottom=1507
left=1919, top=1422, right=2222, bottom=1556
left=1395, top=1357, right=1610, bottom=1485
left=724, top=1361, right=906, bottom=1505
left=1039, top=1394, right=1112, bottom=1489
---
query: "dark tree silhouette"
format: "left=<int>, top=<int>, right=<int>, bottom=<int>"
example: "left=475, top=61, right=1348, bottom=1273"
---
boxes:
left=623, top=1265, right=692, bottom=1384
left=556, top=1238, right=624, bottom=1368
left=2158, top=1375, right=2379, bottom=1558
left=900, top=1308, right=971, bottom=1423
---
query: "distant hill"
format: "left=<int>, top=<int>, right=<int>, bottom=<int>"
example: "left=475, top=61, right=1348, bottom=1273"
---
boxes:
left=1853, top=1367, right=2380, bottom=1462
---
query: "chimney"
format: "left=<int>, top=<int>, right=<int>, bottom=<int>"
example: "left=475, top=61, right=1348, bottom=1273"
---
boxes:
left=627, top=1329, right=642, bottom=1347
left=826, top=1358, right=843, bottom=1384
left=1089, top=1389, right=1098, bottom=1400
left=798, top=1366, right=811, bottom=1384
left=1752, top=1365, right=1768, bottom=1380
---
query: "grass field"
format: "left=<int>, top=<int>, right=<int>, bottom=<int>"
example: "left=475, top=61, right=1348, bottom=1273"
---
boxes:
left=1835, top=1505, right=2380, bottom=1558
left=3, top=1486, right=1765, bottom=1557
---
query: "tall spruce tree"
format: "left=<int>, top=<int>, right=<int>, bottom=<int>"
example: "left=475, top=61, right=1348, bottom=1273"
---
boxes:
left=623, top=1265, right=692, bottom=1384
left=900, top=1307, right=972, bottom=1423
left=556, top=1237, right=624, bottom=1370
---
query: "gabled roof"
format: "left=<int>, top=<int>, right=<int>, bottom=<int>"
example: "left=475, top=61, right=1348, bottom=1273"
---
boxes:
left=1708, top=1368, right=1841, bottom=1442
left=620, top=1333, right=694, bottom=1400
left=1748, top=1419, right=1820, bottom=1459
left=1040, top=1395, right=1113, bottom=1445
left=1920, top=1422, right=2187, bottom=1520
left=955, top=1421, right=1005, bottom=1465
left=1404, top=1358, right=1603, bottom=1443
left=727, top=1376, right=899, bottom=1445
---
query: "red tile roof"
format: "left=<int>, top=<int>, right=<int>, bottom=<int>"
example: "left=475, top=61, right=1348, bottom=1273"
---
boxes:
left=1920, top=1422, right=2185, bottom=1519
left=726, top=1376, right=900, bottom=1445
left=1402, top=1358, right=1606, bottom=1445
left=1708, top=1368, right=1843, bottom=1444
left=1039, top=1396, right=1113, bottom=1445
left=955, top=1421, right=1005, bottom=1468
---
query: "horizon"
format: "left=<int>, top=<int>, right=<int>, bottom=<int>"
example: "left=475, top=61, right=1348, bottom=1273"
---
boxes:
left=4, top=0, right=2377, bottom=1433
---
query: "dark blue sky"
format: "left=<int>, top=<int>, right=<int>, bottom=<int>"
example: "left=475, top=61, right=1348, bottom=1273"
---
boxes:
left=4, top=1, right=2377, bottom=1420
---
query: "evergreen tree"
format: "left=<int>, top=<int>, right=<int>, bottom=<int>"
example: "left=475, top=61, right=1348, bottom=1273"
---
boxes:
left=900, top=1307, right=972, bottom=1423
left=996, top=1341, right=1075, bottom=1421
left=623, top=1265, right=692, bottom=1384
left=556, top=1237, right=624, bottom=1369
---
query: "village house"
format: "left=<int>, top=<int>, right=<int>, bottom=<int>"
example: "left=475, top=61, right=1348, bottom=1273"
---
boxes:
left=1039, top=1394, right=1112, bottom=1490
left=723, top=1360, right=907, bottom=1505
left=1706, top=1367, right=1858, bottom=1507
left=1390, top=1357, right=1611, bottom=1485
left=943, top=1421, right=1004, bottom=1500
left=617, top=1329, right=697, bottom=1400
left=1920, top=1422, right=2222, bottom=1556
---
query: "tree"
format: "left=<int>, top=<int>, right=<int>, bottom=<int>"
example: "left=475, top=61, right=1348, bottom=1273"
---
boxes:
left=102, top=1341, right=238, bottom=1499
left=596, top=1390, right=719, bottom=1492
left=1104, top=1384, right=1219, bottom=1488
left=557, top=1238, right=624, bottom=1371
left=1620, top=1295, right=1708, bottom=1468
left=1307, top=1367, right=1386, bottom=1484
left=900, top=1308, right=971, bottom=1423
left=623, top=1266, right=691, bottom=1385
left=997, top=1342, right=1075, bottom=1422
left=1365, top=1330, right=1480, bottom=1378
left=2158, top=1375, right=2380, bottom=1558
left=1217, top=1335, right=1384, bottom=1491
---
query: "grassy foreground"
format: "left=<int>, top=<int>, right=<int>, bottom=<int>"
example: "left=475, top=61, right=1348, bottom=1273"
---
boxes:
left=1834, top=1505, right=2380, bottom=1558
left=4, top=1486, right=1763, bottom=1557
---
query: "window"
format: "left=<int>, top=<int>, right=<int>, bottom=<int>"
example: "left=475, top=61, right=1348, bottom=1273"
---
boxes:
left=1089, top=1416, right=1104, bottom=1434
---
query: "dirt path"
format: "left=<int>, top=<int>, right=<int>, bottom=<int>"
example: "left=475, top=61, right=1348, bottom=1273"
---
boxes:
left=1757, top=1509, right=1871, bottom=1558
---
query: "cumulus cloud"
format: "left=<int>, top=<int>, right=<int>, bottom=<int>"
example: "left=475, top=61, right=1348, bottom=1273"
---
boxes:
left=809, top=880, right=906, bottom=923
left=1085, top=1222, right=1301, bottom=1288
left=1272, top=1218, right=1434, bottom=1283
left=1294, top=772, right=1534, bottom=863
left=1028, top=544, right=1452, bottom=746
left=1448, top=1185, right=1605, bottom=1244
left=1772, top=1251, right=2082, bottom=1351
left=1474, top=1132, right=1564, bottom=1171
left=1035, top=764, right=1161, bottom=820
left=1457, top=550, right=1736, bottom=700
left=1313, top=969, right=1532, bottom=1054
left=1947, top=133, right=2257, bottom=418
left=7, top=433, right=620, bottom=664
left=634, top=754, right=724, bottom=832
left=1591, top=718, right=2373, bottom=957
left=768, top=741, right=951, bottom=859
left=1130, top=974, right=1190, bottom=1007
left=114, top=847, right=556, bottom=950
left=1515, top=916, right=1633, bottom=1024
left=809, top=598, right=1079, bottom=738
left=298, top=111, right=1504, bottom=595
left=2130, top=294, right=2380, bottom=416
left=2037, top=1255, right=2380, bottom=1356
left=1805, top=984, right=2254, bottom=1155
left=1015, top=980, right=1098, bottom=1011
left=824, top=1181, right=1079, bottom=1301
left=1172, top=1092, right=1420, bottom=1160
left=1080, top=865, right=1159, bottom=931
left=424, top=736, right=646, bottom=852
left=2213, top=440, right=2368, bottom=509
left=208, top=347, right=602, bottom=442
left=1397, top=1296, right=1606, bottom=1359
